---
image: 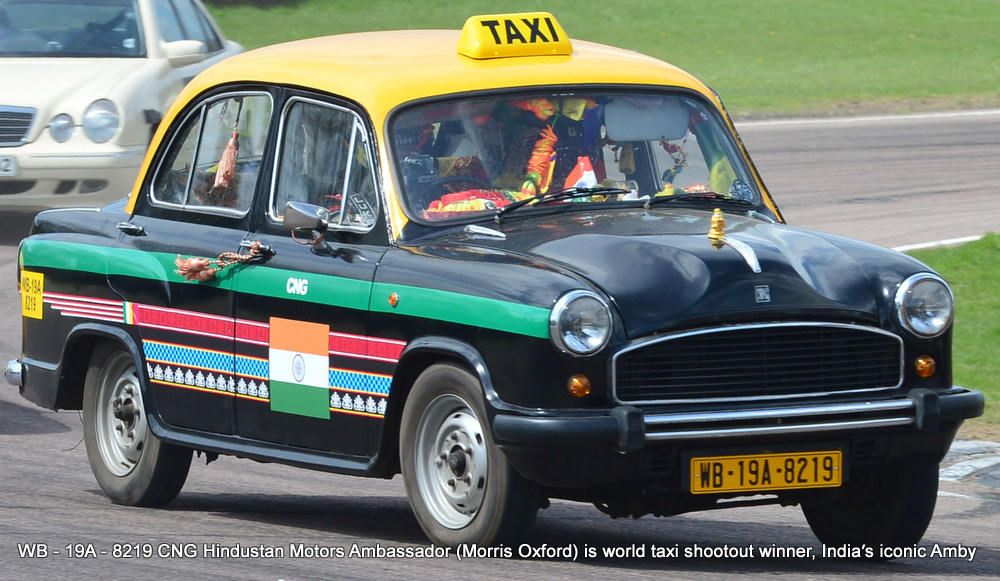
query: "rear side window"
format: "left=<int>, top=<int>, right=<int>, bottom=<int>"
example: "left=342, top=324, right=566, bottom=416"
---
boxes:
left=151, top=92, right=273, bottom=215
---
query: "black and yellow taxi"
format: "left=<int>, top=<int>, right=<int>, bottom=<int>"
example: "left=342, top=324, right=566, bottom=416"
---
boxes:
left=6, top=12, right=984, bottom=549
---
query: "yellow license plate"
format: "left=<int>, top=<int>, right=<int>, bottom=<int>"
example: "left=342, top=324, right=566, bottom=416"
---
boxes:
left=21, top=270, right=44, bottom=319
left=690, top=450, right=842, bottom=494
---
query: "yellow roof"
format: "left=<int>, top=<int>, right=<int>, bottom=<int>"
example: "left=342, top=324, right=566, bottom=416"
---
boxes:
left=130, top=25, right=736, bottom=221
left=174, top=30, right=716, bottom=129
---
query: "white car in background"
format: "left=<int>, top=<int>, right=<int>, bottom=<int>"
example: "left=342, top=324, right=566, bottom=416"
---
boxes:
left=0, top=0, right=241, bottom=207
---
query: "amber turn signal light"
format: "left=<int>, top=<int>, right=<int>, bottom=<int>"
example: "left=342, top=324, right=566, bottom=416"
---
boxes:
left=914, top=356, right=936, bottom=378
left=567, top=374, right=591, bottom=398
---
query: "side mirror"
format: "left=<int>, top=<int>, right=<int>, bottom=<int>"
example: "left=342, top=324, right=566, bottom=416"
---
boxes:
left=283, top=201, right=330, bottom=232
left=164, top=40, right=206, bottom=68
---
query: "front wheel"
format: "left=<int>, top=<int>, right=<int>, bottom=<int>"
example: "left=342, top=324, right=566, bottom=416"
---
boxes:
left=801, top=460, right=938, bottom=553
left=82, top=344, right=192, bottom=506
left=400, top=364, right=540, bottom=546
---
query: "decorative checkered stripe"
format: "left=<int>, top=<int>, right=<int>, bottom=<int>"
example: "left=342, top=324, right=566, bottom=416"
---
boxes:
left=43, top=292, right=125, bottom=323
left=330, top=367, right=391, bottom=396
left=236, top=355, right=268, bottom=380
left=143, top=340, right=234, bottom=374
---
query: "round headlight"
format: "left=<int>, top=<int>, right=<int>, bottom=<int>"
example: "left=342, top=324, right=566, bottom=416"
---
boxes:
left=895, top=273, right=954, bottom=338
left=83, top=99, right=120, bottom=143
left=549, top=290, right=612, bottom=356
left=49, top=114, right=74, bottom=143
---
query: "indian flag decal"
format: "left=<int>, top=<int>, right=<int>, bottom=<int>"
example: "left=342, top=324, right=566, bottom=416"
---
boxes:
left=269, top=317, right=331, bottom=419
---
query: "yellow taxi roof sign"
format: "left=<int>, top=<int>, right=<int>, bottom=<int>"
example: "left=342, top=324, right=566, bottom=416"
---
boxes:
left=458, top=12, right=572, bottom=59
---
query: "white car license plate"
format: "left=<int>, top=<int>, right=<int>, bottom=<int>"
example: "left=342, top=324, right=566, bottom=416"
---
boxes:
left=0, top=156, right=16, bottom=177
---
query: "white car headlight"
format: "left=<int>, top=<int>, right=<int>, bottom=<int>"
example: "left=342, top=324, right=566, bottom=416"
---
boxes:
left=83, top=99, right=120, bottom=143
left=894, top=273, right=954, bottom=338
left=549, top=290, right=612, bottom=356
left=49, top=114, right=74, bottom=143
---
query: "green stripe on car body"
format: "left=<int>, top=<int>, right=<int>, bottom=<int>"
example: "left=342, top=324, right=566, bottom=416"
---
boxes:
left=370, top=282, right=550, bottom=339
left=20, top=239, right=551, bottom=339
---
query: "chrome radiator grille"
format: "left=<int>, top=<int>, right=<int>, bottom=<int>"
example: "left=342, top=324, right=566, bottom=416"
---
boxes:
left=0, top=106, right=35, bottom=146
left=613, top=323, right=903, bottom=404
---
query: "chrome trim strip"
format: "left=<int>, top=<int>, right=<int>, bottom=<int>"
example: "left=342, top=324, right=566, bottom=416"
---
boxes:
left=645, top=417, right=914, bottom=440
left=643, top=399, right=914, bottom=426
left=721, top=236, right=761, bottom=273
left=463, top=224, right=507, bottom=240
left=611, top=322, right=905, bottom=406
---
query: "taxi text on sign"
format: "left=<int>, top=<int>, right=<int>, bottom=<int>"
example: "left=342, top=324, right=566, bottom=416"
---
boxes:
left=458, top=12, right=572, bottom=59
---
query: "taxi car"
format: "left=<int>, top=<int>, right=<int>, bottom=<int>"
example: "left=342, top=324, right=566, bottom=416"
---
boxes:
left=6, top=12, right=984, bottom=550
left=0, top=0, right=241, bottom=207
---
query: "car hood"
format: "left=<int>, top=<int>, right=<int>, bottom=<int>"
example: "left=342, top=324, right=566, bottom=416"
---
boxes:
left=0, top=58, right=150, bottom=130
left=436, top=208, right=928, bottom=338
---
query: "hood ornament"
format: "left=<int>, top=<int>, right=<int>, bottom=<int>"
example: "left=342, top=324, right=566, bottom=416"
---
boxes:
left=706, top=208, right=762, bottom=274
left=707, top=208, right=726, bottom=248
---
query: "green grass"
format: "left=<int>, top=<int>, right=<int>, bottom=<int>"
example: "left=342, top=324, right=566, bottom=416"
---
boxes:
left=910, top=234, right=1000, bottom=432
left=203, top=0, right=1000, bottom=116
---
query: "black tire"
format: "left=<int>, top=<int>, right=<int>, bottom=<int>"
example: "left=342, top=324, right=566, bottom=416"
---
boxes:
left=82, top=344, right=192, bottom=506
left=400, top=364, right=540, bottom=547
left=801, top=460, right=938, bottom=553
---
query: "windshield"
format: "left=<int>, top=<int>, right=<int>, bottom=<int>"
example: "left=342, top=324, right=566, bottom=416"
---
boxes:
left=390, top=90, right=761, bottom=223
left=0, top=0, right=144, bottom=57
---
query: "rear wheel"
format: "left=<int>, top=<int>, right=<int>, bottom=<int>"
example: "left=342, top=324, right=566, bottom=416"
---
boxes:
left=82, top=345, right=192, bottom=506
left=801, top=460, right=938, bottom=554
left=400, top=364, right=540, bottom=546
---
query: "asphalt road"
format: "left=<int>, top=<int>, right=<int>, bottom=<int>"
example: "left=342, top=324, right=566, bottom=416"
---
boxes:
left=1, top=111, right=999, bottom=580
left=738, top=110, right=1000, bottom=249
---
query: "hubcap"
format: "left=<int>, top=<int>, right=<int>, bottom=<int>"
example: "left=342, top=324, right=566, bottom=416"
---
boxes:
left=94, top=354, right=146, bottom=476
left=415, top=394, right=489, bottom=529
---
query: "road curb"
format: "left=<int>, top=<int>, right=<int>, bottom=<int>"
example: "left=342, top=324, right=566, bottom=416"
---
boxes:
left=942, top=439, right=1000, bottom=488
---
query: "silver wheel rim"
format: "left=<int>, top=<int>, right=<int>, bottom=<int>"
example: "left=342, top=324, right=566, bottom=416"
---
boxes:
left=94, top=353, right=146, bottom=476
left=414, top=393, right=488, bottom=529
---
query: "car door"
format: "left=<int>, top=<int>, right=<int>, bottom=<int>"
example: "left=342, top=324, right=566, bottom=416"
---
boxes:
left=112, top=90, right=275, bottom=435
left=231, top=95, right=391, bottom=457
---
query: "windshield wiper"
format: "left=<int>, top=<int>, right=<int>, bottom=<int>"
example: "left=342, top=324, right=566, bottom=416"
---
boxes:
left=644, top=191, right=757, bottom=209
left=493, top=187, right=629, bottom=223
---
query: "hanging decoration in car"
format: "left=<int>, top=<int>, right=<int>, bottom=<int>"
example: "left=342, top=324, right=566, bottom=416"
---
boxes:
left=197, top=97, right=244, bottom=208
left=521, top=125, right=558, bottom=196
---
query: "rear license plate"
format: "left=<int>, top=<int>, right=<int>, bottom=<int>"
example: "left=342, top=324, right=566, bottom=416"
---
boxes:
left=689, top=450, right=842, bottom=494
left=0, top=156, right=16, bottom=177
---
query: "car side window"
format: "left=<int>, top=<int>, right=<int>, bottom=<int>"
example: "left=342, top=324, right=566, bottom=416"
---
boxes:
left=151, top=93, right=273, bottom=214
left=152, top=0, right=184, bottom=43
left=172, top=0, right=222, bottom=52
left=271, top=98, right=379, bottom=232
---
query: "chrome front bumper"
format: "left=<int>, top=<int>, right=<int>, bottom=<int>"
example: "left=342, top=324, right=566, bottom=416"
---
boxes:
left=493, top=387, right=985, bottom=452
